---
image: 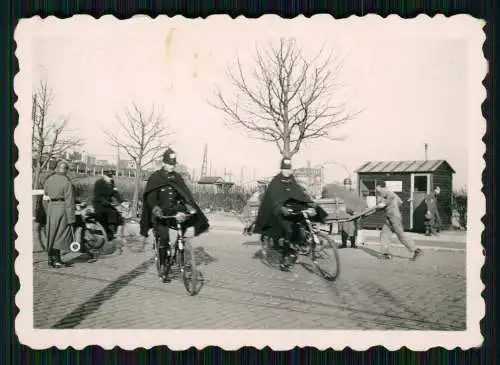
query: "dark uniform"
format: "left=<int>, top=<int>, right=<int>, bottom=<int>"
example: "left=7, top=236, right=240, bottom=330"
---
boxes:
left=140, top=148, right=209, bottom=279
left=92, top=171, right=124, bottom=240
left=424, top=188, right=441, bottom=235
left=42, top=160, right=76, bottom=268
left=253, top=158, right=327, bottom=270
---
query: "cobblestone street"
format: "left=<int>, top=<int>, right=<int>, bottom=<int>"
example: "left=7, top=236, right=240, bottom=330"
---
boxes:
left=33, top=216, right=467, bottom=330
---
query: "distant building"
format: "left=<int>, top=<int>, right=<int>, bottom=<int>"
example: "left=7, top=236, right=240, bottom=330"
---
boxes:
left=63, top=150, right=82, bottom=162
left=85, top=155, right=97, bottom=166
left=198, top=176, right=234, bottom=193
left=118, top=159, right=136, bottom=170
left=293, top=166, right=323, bottom=198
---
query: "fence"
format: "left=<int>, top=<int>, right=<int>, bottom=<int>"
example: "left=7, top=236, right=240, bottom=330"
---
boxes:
left=35, top=172, right=256, bottom=214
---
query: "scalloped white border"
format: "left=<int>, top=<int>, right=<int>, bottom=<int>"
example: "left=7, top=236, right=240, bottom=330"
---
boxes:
left=14, top=14, right=486, bottom=351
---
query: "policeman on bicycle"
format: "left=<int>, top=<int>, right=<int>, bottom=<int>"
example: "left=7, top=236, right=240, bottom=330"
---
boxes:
left=253, top=157, right=327, bottom=271
left=140, top=148, right=209, bottom=280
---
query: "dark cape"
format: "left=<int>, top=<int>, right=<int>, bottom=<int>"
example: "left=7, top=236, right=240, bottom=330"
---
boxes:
left=253, top=173, right=327, bottom=240
left=140, top=169, right=210, bottom=237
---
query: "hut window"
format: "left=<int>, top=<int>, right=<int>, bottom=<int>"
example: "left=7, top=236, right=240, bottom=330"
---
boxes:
left=414, top=176, right=428, bottom=192
left=360, top=180, right=376, bottom=197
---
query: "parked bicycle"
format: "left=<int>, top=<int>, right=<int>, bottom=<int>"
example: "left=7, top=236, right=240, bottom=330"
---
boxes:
left=153, top=212, right=200, bottom=296
left=259, top=208, right=341, bottom=282
left=68, top=200, right=108, bottom=260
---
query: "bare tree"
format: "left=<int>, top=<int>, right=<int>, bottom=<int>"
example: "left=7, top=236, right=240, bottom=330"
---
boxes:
left=104, top=103, right=172, bottom=215
left=211, top=38, right=362, bottom=159
left=32, top=77, right=82, bottom=189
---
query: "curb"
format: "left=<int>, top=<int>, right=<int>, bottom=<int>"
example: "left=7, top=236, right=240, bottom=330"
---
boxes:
left=360, top=241, right=466, bottom=253
left=209, top=230, right=466, bottom=252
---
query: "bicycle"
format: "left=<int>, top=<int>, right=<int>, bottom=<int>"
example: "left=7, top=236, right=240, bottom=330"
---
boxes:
left=153, top=212, right=200, bottom=296
left=69, top=200, right=108, bottom=260
left=260, top=207, right=341, bottom=282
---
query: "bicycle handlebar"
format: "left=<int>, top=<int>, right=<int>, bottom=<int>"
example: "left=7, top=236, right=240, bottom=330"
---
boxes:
left=156, top=212, right=194, bottom=222
left=285, top=208, right=316, bottom=217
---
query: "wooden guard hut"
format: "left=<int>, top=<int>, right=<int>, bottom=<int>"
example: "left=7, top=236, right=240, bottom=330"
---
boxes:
left=355, top=160, right=455, bottom=232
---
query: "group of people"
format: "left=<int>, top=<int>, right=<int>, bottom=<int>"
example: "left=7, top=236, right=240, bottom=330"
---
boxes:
left=36, top=148, right=433, bottom=274
left=35, top=148, right=209, bottom=280
left=245, top=157, right=425, bottom=267
left=35, top=160, right=127, bottom=267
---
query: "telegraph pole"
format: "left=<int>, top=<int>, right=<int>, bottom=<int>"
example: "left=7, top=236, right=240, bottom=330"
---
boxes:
left=115, top=144, right=120, bottom=178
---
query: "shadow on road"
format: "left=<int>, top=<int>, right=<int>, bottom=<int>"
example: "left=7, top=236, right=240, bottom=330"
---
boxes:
left=358, top=246, right=408, bottom=260
left=192, top=246, right=218, bottom=266
left=52, top=257, right=155, bottom=329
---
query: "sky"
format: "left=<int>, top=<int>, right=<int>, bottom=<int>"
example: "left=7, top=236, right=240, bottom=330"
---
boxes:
left=23, top=16, right=483, bottom=189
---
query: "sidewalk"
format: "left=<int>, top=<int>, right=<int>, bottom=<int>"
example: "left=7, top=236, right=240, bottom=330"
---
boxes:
left=205, top=212, right=467, bottom=251
left=359, top=229, right=467, bottom=244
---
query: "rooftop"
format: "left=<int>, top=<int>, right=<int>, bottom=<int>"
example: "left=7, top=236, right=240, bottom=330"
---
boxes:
left=355, top=160, right=455, bottom=174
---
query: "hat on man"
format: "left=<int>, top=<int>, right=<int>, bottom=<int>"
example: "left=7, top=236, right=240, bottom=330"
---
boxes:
left=104, top=170, right=115, bottom=177
left=162, top=148, right=177, bottom=165
left=280, top=157, right=292, bottom=170
left=56, top=160, right=70, bottom=173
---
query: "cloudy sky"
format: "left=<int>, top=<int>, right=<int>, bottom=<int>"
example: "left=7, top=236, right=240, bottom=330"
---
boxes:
left=21, top=15, right=484, bottom=189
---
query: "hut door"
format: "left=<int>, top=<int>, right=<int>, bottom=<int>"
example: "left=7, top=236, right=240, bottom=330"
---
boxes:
left=411, top=174, right=431, bottom=232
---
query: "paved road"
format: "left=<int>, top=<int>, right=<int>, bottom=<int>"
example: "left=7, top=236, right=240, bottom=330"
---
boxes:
left=33, top=228, right=466, bottom=330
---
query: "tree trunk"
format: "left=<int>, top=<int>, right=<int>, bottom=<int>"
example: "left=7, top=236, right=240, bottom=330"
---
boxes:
left=131, top=164, right=142, bottom=217
left=282, top=138, right=291, bottom=159
left=33, top=167, right=42, bottom=189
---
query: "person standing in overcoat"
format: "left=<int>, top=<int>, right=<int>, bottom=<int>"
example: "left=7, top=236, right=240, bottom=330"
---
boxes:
left=424, top=186, right=442, bottom=236
left=42, top=160, right=76, bottom=268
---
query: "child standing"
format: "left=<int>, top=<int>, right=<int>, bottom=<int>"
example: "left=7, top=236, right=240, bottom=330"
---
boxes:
left=340, top=208, right=358, bottom=248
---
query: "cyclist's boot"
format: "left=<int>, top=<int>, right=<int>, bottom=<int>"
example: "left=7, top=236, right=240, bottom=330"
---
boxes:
left=279, top=241, right=293, bottom=271
left=53, top=249, right=72, bottom=267
left=158, top=247, right=167, bottom=279
left=48, top=250, right=61, bottom=268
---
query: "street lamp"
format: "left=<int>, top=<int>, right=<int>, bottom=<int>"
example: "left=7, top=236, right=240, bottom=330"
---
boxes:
left=315, top=160, right=353, bottom=190
left=343, top=177, right=353, bottom=191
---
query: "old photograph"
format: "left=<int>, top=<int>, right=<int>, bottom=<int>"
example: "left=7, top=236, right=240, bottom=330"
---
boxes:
left=14, top=15, right=485, bottom=350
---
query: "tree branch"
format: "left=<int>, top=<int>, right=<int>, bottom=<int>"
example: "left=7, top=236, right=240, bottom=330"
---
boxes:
left=209, top=37, right=363, bottom=159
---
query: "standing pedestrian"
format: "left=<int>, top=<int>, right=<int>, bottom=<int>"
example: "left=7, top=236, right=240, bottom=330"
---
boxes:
left=339, top=208, right=358, bottom=249
left=424, top=186, right=442, bottom=236
left=375, top=181, right=423, bottom=260
left=42, top=160, right=76, bottom=268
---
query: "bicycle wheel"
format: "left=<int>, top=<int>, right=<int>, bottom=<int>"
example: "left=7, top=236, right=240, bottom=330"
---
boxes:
left=83, top=221, right=108, bottom=250
left=310, top=231, right=341, bottom=282
left=178, top=240, right=199, bottom=296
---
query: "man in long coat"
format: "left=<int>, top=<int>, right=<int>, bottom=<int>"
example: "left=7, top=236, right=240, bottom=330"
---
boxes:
left=253, top=157, right=327, bottom=270
left=92, top=170, right=124, bottom=240
left=42, top=160, right=76, bottom=268
left=424, top=186, right=442, bottom=236
left=140, top=148, right=209, bottom=280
